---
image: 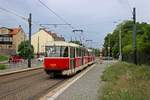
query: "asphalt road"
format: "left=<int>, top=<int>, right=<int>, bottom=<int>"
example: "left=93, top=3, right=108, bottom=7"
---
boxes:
left=0, top=69, right=66, bottom=100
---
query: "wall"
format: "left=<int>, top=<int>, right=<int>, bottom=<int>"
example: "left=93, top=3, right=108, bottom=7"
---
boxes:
left=31, top=30, right=54, bottom=54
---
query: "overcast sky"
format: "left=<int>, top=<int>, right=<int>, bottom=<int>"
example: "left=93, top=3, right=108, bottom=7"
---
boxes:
left=0, top=0, right=150, bottom=48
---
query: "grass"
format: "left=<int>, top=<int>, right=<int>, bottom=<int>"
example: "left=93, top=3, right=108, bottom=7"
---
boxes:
left=0, top=55, right=8, bottom=62
left=100, top=62, right=150, bottom=100
left=0, top=64, right=6, bottom=70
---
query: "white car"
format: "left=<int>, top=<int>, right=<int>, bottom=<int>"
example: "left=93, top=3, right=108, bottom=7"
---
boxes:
left=38, top=57, right=44, bottom=61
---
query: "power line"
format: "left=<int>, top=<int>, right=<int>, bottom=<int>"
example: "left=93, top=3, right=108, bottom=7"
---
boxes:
left=38, top=0, right=74, bottom=29
left=0, top=6, right=41, bottom=27
left=125, top=0, right=133, bottom=15
left=0, top=7, right=28, bottom=21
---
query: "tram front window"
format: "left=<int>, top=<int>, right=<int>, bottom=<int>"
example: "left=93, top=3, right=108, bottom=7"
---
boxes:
left=46, top=46, right=68, bottom=57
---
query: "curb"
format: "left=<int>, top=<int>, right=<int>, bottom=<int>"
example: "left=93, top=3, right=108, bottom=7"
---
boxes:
left=0, top=66, right=43, bottom=77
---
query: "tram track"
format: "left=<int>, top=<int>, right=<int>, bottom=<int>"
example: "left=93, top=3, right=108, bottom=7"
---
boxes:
left=0, top=68, right=67, bottom=100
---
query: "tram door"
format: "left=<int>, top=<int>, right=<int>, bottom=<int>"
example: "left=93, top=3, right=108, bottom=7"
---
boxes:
left=70, top=47, right=75, bottom=73
left=81, top=48, right=84, bottom=65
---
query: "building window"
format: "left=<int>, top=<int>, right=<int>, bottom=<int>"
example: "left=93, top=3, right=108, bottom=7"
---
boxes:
left=0, top=36, right=12, bottom=42
left=0, top=37, right=2, bottom=41
left=9, top=45, right=12, bottom=48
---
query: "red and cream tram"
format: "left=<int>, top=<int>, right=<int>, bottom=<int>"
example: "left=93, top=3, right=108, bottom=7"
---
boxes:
left=44, top=41, right=95, bottom=76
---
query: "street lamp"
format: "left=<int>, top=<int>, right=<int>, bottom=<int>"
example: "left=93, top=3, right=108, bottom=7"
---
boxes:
left=119, top=27, right=122, bottom=61
left=113, top=20, right=122, bottom=61
left=108, top=46, right=111, bottom=58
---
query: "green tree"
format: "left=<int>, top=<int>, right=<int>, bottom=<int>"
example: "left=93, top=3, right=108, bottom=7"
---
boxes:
left=93, top=48, right=100, bottom=57
left=18, top=40, right=34, bottom=59
left=103, top=20, right=150, bottom=64
left=103, top=33, right=113, bottom=57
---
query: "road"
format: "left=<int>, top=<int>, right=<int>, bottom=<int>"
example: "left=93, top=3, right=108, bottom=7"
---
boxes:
left=0, top=68, right=66, bottom=100
left=41, top=60, right=116, bottom=100
left=0, top=60, right=116, bottom=100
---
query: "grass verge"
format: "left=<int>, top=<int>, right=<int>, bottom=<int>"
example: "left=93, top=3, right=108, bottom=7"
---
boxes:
left=0, top=55, right=8, bottom=62
left=100, top=62, right=150, bottom=100
left=0, top=64, right=6, bottom=70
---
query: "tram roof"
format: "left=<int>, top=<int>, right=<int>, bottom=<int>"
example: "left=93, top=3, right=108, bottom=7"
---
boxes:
left=45, top=41, right=80, bottom=47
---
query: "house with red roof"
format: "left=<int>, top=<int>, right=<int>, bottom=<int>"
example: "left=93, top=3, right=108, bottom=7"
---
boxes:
left=0, top=25, right=26, bottom=55
left=31, top=28, right=65, bottom=55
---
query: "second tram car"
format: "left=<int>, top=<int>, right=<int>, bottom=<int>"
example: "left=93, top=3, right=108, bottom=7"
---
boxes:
left=44, top=41, right=95, bottom=76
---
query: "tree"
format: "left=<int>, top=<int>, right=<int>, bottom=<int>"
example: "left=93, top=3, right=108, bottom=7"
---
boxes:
left=103, top=33, right=113, bottom=57
left=93, top=48, right=100, bottom=57
left=18, top=40, right=34, bottom=59
left=103, top=20, right=150, bottom=64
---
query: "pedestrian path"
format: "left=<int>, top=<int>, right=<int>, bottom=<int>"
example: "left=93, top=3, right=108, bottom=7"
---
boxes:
left=0, top=60, right=43, bottom=74
left=56, top=61, right=110, bottom=100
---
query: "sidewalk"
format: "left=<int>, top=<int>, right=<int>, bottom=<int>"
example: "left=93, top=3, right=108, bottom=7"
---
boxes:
left=0, top=60, right=43, bottom=74
left=55, top=61, right=111, bottom=100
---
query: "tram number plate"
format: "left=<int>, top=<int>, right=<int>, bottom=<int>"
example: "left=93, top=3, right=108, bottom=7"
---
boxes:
left=50, top=64, right=56, bottom=67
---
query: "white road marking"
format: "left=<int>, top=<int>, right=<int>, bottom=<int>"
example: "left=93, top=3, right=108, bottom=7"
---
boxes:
left=47, top=64, right=95, bottom=100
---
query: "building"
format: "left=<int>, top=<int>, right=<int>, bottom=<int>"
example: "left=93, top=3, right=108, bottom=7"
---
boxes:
left=31, top=28, right=65, bottom=54
left=0, top=26, right=26, bottom=55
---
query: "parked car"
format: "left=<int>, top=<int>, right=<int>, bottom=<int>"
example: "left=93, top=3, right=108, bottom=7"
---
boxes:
left=9, top=55, right=24, bottom=63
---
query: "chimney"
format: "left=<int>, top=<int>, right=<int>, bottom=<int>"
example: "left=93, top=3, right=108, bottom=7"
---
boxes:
left=19, top=25, right=21, bottom=28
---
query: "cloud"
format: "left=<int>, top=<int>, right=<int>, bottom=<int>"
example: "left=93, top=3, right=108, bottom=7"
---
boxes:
left=0, top=0, right=149, bottom=47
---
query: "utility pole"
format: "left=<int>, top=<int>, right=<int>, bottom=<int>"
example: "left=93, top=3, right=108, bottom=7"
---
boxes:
left=133, top=8, right=137, bottom=64
left=108, top=35, right=110, bottom=58
left=37, top=36, right=39, bottom=58
left=113, top=20, right=122, bottom=61
left=28, top=13, right=32, bottom=68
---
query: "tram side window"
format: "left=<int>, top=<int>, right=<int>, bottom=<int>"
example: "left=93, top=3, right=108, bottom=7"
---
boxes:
left=76, top=48, right=78, bottom=57
left=85, top=50, right=86, bottom=56
left=61, top=47, right=68, bottom=57
left=76, top=48, right=82, bottom=57
left=79, top=48, right=82, bottom=57
left=86, top=50, right=88, bottom=56
left=81, top=49, right=84, bottom=57
left=76, top=48, right=79, bottom=57
left=70, top=47, right=75, bottom=58
left=83, top=49, right=85, bottom=56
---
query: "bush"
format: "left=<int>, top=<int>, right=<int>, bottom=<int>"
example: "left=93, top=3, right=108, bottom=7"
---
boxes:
left=18, top=40, right=34, bottom=59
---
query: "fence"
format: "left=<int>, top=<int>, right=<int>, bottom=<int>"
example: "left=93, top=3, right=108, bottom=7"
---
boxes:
left=122, top=52, right=150, bottom=65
